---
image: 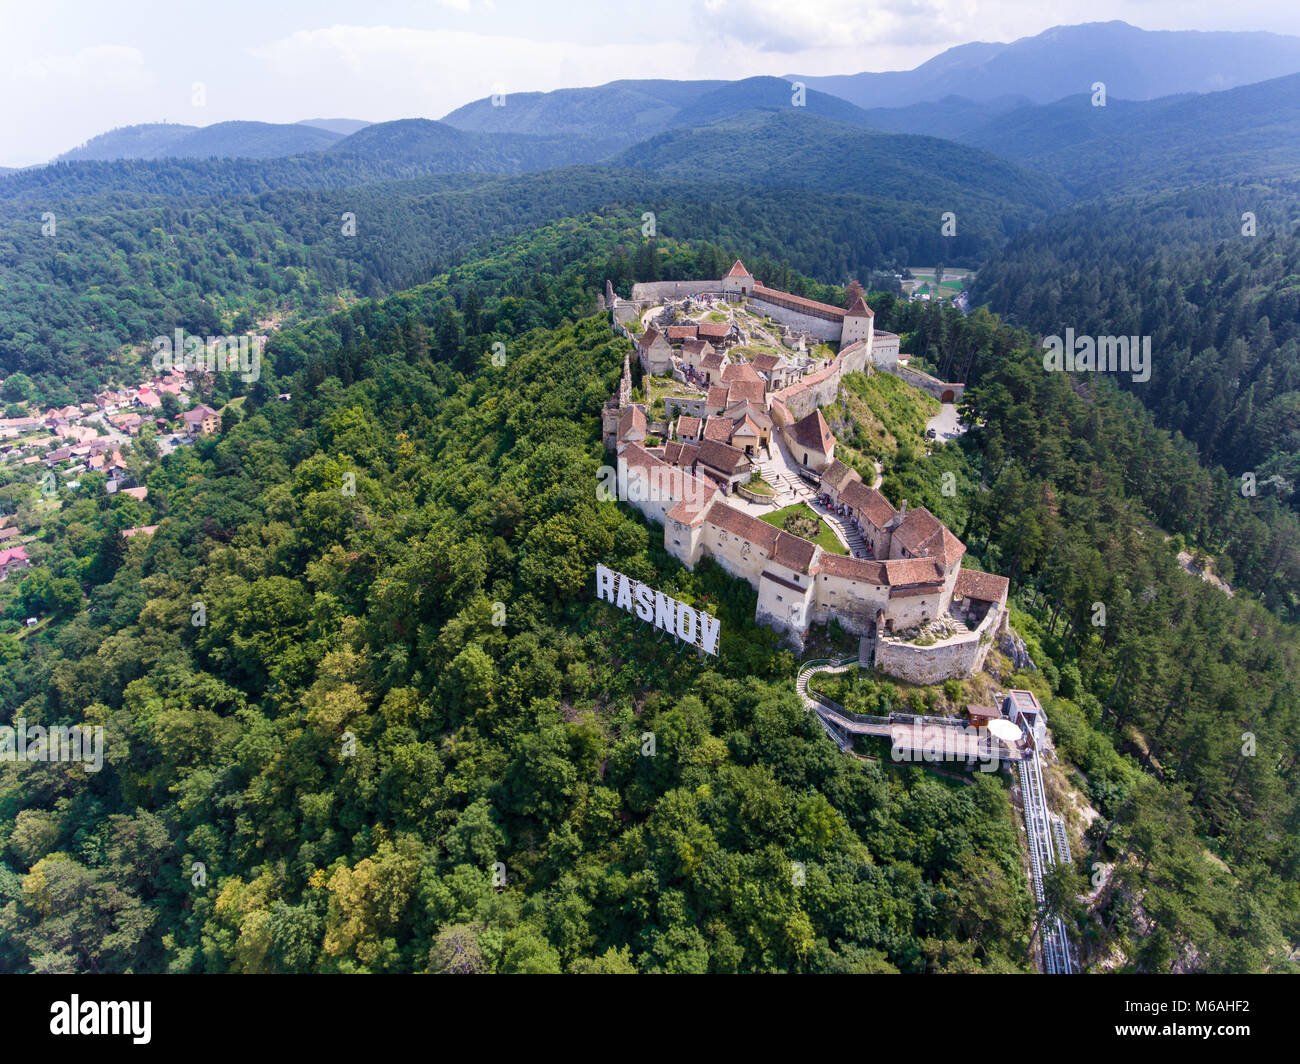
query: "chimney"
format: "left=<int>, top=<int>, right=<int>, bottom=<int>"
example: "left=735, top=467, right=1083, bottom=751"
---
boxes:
left=899, top=499, right=908, bottom=515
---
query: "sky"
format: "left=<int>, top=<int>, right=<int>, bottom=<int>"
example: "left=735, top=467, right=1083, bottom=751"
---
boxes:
left=2, top=0, right=1300, bottom=166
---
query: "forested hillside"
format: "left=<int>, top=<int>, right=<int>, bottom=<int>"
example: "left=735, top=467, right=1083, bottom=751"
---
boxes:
left=959, top=74, right=1300, bottom=196
left=0, top=153, right=1048, bottom=404
left=0, top=235, right=1037, bottom=973
left=2, top=213, right=1298, bottom=972
left=616, top=111, right=1067, bottom=216
left=58, top=121, right=345, bottom=162
left=974, top=183, right=1300, bottom=522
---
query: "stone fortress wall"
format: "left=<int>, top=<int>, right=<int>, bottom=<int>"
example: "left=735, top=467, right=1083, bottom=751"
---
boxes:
left=604, top=261, right=995, bottom=683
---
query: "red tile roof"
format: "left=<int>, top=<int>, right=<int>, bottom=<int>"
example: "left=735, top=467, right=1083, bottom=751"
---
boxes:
left=882, top=557, right=945, bottom=587
left=817, top=553, right=886, bottom=584
left=721, top=362, right=762, bottom=385
left=726, top=260, right=751, bottom=278
left=892, top=506, right=965, bottom=568
left=639, top=325, right=668, bottom=350
left=676, top=415, right=702, bottom=439
left=955, top=568, right=1010, bottom=603
left=706, top=499, right=779, bottom=554
left=771, top=531, right=817, bottom=574
left=618, top=405, right=647, bottom=444
left=821, top=459, right=859, bottom=494
left=727, top=380, right=767, bottom=405
left=753, top=285, right=844, bottom=319
left=789, top=409, right=835, bottom=455
left=697, top=438, right=749, bottom=476
left=703, top=416, right=734, bottom=443
left=841, top=482, right=895, bottom=528
left=845, top=295, right=874, bottom=318
left=706, top=386, right=731, bottom=410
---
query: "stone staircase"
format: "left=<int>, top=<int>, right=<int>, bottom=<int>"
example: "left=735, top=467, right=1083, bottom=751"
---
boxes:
left=752, top=457, right=814, bottom=508
left=812, top=503, right=869, bottom=557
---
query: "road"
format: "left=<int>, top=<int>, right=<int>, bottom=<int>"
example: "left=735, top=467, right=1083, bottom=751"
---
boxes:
left=926, top=402, right=964, bottom=442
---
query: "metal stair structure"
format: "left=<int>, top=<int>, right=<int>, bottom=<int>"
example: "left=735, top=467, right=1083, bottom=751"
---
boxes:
left=1018, top=752, right=1077, bottom=974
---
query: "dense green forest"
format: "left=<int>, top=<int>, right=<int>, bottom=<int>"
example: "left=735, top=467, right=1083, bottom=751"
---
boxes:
left=959, top=74, right=1300, bottom=196
left=2, top=212, right=1298, bottom=972
left=1, top=161, right=1028, bottom=404
left=974, top=183, right=1300, bottom=520
left=0, top=252, right=1034, bottom=973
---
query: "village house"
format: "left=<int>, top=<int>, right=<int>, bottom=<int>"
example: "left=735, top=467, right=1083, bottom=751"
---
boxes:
left=182, top=404, right=220, bottom=438
left=0, top=545, right=30, bottom=579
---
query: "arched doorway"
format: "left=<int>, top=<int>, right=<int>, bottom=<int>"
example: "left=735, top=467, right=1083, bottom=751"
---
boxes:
left=940, top=389, right=955, bottom=402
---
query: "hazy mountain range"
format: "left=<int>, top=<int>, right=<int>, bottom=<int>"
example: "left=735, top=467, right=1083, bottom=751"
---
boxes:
left=791, top=20, right=1300, bottom=107
left=40, top=21, right=1300, bottom=168
left=5, top=18, right=1297, bottom=211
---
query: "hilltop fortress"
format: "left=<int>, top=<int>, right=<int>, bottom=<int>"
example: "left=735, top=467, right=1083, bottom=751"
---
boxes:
left=602, top=262, right=1003, bottom=684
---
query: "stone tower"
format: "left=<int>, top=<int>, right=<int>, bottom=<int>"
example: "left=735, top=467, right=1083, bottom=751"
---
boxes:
left=618, top=350, right=633, bottom=407
left=603, top=350, right=635, bottom=451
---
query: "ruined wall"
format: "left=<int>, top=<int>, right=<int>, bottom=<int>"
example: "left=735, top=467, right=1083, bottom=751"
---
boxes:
left=701, top=524, right=768, bottom=588
left=664, top=516, right=705, bottom=568
left=748, top=297, right=843, bottom=342
left=873, top=603, right=1004, bottom=683
left=778, top=369, right=842, bottom=420
left=838, top=340, right=871, bottom=375
left=630, top=280, right=721, bottom=302
left=664, top=395, right=709, bottom=420
left=882, top=590, right=946, bottom=630
left=874, top=632, right=983, bottom=685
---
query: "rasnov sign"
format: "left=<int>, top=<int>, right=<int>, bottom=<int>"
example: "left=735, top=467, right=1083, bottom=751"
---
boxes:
left=596, top=563, right=721, bottom=655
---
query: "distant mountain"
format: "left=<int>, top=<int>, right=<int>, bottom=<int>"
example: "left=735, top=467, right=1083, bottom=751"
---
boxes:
left=957, top=72, right=1300, bottom=195
left=442, top=79, right=726, bottom=139
left=298, top=118, right=372, bottom=135
left=614, top=109, right=1066, bottom=212
left=441, top=76, right=873, bottom=144
left=55, top=120, right=343, bottom=162
left=57, top=123, right=198, bottom=161
left=793, top=21, right=1300, bottom=108
left=665, top=76, right=875, bottom=129
left=168, top=121, right=344, bottom=158
left=849, top=95, right=1031, bottom=140
left=326, top=118, right=623, bottom=170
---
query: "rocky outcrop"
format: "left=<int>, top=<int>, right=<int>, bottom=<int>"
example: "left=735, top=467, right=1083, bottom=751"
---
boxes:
left=999, top=629, right=1036, bottom=672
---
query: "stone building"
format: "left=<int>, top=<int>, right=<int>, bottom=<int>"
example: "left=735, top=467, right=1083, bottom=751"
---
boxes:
left=610, top=440, right=1009, bottom=677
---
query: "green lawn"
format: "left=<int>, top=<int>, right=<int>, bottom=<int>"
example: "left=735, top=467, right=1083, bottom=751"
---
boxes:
left=759, top=502, right=846, bottom=554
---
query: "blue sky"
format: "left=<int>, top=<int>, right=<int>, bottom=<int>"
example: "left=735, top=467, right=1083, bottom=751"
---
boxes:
left=2, top=0, right=1299, bottom=166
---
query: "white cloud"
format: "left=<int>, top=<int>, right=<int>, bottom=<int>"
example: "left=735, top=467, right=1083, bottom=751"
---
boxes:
left=247, top=24, right=662, bottom=119
left=0, top=45, right=157, bottom=166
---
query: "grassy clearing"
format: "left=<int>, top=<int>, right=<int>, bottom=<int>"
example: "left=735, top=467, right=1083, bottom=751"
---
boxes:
left=759, top=501, right=846, bottom=554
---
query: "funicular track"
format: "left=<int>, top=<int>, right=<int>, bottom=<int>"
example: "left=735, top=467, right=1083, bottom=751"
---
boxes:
left=799, top=658, right=1075, bottom=973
